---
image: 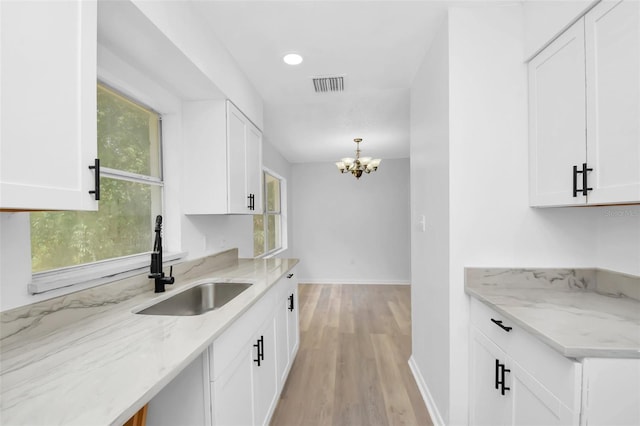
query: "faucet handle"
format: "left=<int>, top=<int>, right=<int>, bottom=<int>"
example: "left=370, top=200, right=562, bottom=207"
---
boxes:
left=166, top=266, right=175, bottom=285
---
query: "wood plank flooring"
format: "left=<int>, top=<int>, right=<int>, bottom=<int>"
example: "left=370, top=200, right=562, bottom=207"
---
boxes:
left=270, top=284, right=433, bottom=426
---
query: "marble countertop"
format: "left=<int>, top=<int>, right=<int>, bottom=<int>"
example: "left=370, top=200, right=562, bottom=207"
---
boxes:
left=465, top=268, right=640, bottom=359
left=0, top=252, right=298, bottom=426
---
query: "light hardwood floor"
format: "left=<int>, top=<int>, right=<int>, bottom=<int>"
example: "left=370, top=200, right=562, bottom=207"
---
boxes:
left=270, top=284, right=433, bottom=426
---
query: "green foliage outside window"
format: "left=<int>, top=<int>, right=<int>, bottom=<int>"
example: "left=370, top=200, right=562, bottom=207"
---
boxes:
left=254, top=172, right=282, bottom=257
left=31, top=84, right=162, bottom=272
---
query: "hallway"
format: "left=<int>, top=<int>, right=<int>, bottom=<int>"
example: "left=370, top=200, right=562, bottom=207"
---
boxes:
left=270, top=284, right=432, bottom=426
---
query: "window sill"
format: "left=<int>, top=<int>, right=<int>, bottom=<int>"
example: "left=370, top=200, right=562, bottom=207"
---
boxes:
left=258, top=247, right=287, bottom=259
left=29, top=252, right=186, bottom=295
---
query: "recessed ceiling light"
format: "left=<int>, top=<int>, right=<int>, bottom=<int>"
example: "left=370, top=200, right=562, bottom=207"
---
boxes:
left=283, top=53, right=303, bottom=65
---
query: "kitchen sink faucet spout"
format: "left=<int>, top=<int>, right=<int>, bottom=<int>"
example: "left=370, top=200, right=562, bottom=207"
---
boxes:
left=149, top=215, right=174, bottom=292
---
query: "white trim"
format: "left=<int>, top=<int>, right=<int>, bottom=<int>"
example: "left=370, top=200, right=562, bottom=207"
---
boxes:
left=298, top=279, right=410, bottom=286
left=259, top=247, right=287, bottom=259
left=255, top=167, right=288, bottom=257
left=29, top=252, right=185, bottom=294
left=408, top=355, right=445, bottom=426
left=101, top=167, right=163, bottom=185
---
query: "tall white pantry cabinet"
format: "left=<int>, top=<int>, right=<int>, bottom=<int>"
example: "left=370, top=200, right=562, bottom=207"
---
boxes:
left=528, top=0, right=640, bottom=207
left=0, top=0, right=99, bottom=211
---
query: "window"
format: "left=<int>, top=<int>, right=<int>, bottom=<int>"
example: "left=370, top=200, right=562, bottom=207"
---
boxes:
left=254, top=171, right=284, bottom=257
left=30, top=84, right=163, bottom=276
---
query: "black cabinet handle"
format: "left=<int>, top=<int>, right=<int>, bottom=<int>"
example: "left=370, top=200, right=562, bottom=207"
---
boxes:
left=253, top=335, right=264, bottom=366
left=288, top=293, right=295, bottom=311
left=490, top=318, right=512, bottom=332
left=259, top=335, right=264, bottom=361
left=247, top=194, right=255, bottom=210
left=573, top=163, right=593, bottom=197
left=501, top=366, right=511, bottom=395
left=287, top=273, right=294, bottom=279
left=88, top=158, right=100, bottom=200
left=495, top=359, right=511, bottom=395
left=581, top=163, right=593, bottom=196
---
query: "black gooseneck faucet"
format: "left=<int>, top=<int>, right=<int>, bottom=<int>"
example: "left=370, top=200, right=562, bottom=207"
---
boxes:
left=149, top=215, right=174, bottom=293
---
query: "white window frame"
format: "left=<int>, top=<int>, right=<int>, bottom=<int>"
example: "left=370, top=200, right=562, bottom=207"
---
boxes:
left=255, top=167, right=287, bottom=258
left=28, top=80, right=184, bottom=295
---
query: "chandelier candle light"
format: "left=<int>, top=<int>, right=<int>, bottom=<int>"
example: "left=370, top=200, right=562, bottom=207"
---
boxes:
left=335, top=138, right=382, bottom=179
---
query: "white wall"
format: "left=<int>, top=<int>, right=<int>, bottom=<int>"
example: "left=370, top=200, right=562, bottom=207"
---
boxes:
left=596, top=205, right=640, bottom=276
left=409, top=13, right=451, bottom=426
left=131, top=0, right=263, bottom=128
left=291, top=159, right=411, bottom=284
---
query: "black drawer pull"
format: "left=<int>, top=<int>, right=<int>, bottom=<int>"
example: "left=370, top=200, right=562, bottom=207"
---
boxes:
left=287, top=273, right=294, bottom=279
left=495, top=359, right=510, bottom=395
left=288, top=293, right=294, bottom=311
left=573, top=163, right=593, bottom=197
left=490, top=318, right=512, bottom=332
left=253, top=335, right=264, bottom=366
left=88, top=158, right=100, bottom=200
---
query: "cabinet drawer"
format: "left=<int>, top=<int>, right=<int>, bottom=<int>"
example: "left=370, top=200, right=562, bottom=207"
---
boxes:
left=470, top=298, right=581, bottom=409
left=470, top=298, right=516, bottom=352
left=209, top=287, right=276, bottom=381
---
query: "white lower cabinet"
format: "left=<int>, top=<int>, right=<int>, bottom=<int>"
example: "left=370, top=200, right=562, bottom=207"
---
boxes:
left=147, top=269, right=299, bottom=426
left=469, top=298, right=640, bottom=426
left=470, top=328, right=575, bottom=426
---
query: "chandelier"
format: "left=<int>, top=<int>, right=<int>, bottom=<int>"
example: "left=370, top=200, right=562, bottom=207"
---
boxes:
left=335, top=138, right=382, bottom=179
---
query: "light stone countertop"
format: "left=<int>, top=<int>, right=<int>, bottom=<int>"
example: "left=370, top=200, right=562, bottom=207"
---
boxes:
left=465, top=268, right=640, bottom=359
left=0, top=251, right=298, bottom=426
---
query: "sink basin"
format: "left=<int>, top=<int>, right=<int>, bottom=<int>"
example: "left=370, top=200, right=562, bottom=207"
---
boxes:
left=136, top=282, right=253, bottom=316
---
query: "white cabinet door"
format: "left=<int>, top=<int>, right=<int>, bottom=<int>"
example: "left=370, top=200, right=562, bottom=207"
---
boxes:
left=510, top=361, right=577, bottom=426
left=212, top=350, right=254, bottom=426
left=469, top=328, right=511, bottom=426
left=275, top=292, right=290, bottom=388
left=227, top=102, right=249, bottom=214
left=251, top=317, right=278, bottom=426
left=0, top=0, right=98, bottom=211
left=246, top=123, right=263, bottom=215
left=528, top=19, right=587, bottom=207
left=585, top=0, right=640, bottom=204
left=226, top=101, right=263, bottom=215
left=286, top=278, right=299, bottom=362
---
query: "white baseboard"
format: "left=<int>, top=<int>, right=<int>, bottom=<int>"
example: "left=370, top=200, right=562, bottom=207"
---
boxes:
left=408, top=355, right=445, bottom=426
left=298, top=279, right=410, bottom=286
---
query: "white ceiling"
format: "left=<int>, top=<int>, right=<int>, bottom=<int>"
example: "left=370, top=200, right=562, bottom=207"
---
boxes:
left=193, top=1, right=449, bottom=164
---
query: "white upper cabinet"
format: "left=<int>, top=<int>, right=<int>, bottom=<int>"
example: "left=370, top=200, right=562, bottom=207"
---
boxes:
left=183, top=100, right=263, bottom=215
left=0, top=0, right=98, bottom=211
left=528, top=0, right=640, bottom=207
left=585, top=0, right=640, bottom=204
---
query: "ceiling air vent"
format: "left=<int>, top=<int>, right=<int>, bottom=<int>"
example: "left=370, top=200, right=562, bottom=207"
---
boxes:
left=312, top=76, right=344, bottom=93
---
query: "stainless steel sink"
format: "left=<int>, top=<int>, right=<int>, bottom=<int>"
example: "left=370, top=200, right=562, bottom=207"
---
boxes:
left=136, top=282, right=253, bottom=316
